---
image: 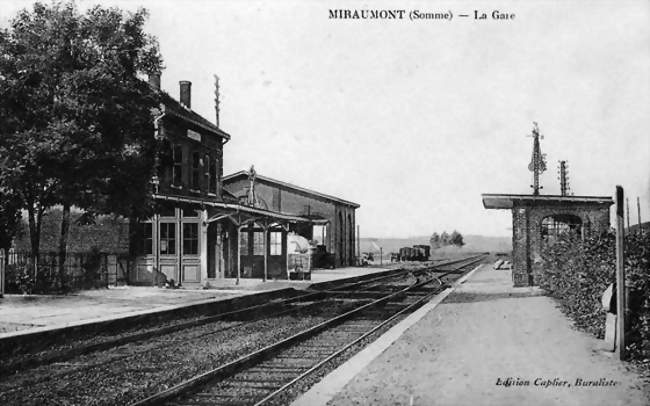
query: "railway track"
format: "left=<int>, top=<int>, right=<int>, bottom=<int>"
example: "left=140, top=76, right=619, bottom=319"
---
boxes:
left=131, top=256, right=485, bottom=406
left=0, top=255, right=485, bottom=405
left=1, top=255, right=481, bottom=377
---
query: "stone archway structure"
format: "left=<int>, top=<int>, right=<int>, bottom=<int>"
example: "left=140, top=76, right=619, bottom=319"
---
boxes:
left=482, top=194, right=613, bottom=287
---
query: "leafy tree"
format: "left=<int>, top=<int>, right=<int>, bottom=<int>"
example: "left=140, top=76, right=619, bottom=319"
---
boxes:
left=0, top=190, right=21, bottom=292
left=440, top=231, right=450, bottom=246
left=0, top=2, right=163, bottom=285
left=0, top=190, right=21, bottom=251
left=450, top=230, right=465, bottom=247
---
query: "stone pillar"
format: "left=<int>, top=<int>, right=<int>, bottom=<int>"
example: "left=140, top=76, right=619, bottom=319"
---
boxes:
left=200, top=210, right=208, bottom=288
left=511, top=206, right=530, bottom=287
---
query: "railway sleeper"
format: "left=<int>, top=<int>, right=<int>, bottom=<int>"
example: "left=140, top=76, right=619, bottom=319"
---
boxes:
left=236, top=372, right=297, bottom=381
left=176, top=394, right=258, bottom=406
left=258, top=362, right=315, bottom=370
left=216, top=380, right=281, bottom=390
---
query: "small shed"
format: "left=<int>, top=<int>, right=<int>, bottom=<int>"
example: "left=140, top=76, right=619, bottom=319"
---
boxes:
left=482, top=193, right=613, bottom=286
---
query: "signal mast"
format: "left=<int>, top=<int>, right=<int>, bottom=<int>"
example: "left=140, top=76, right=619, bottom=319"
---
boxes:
left=527, top=122, right=547, bottom=195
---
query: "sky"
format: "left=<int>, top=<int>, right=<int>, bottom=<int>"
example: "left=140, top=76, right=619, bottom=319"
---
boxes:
left=1, top=0, right=648, bottom=238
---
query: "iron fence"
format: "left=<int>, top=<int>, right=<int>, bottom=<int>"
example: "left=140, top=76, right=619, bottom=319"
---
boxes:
left=3, top=249, right=131, bottom=294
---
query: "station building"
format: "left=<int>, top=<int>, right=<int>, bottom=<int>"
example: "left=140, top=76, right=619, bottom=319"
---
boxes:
left=223, top=171, right=359, bottom=268
left=130, top=75, right=359, bottom=287
left=481, top=123, right=614, bottom=287
left=482, top=194, right=613, bottom=286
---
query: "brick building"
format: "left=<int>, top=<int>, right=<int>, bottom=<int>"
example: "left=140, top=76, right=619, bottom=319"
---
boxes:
left=129, top=75, right=358, bottom=287
left=482, top=194, right=613, bottom=286
left=223, top=171, right=359, bottom=267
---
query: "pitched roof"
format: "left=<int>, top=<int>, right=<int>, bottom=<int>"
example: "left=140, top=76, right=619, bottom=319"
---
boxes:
left=160, top=91, right=231, bottom=141
left=223, top=170, right=361, bottom=208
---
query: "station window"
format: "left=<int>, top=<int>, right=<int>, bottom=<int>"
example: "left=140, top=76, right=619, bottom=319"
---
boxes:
left=205, top=153, right=212, bottom=194
left=541, top=215, right=582, bottom=245
left=172, top=145, right=183, bottom=186
left=158, top=206, right=176, bottom=217
left=253, top=232, right=265, bottom=255
left=191, top=152, right=201, bottom=190
left=209, top=155, right=218, bottom=194
left=312, top=225, right=326, bottom=245
left=183, top=223, right=199, bottom=255
left=159, top=222, right=176, bottom=255
left=270, top=232, right=282, bottom=256
left=143, top=223, right=153, bottom=255
left=182, top=208, right=198, bottom=218
left=239, top=231, right=249, bottom=255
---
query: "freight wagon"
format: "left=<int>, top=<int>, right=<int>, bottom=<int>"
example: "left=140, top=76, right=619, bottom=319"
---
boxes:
left=395, top=245, right=430, bottom=261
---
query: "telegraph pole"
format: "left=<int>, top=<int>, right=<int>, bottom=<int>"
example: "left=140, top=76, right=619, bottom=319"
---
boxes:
left=213, top=74, right=220, bottom=128
left=638, top=197, right=643, bottom=236
left=615, top=186, right=626, bottom=360
left=626, top=198, right=631, bottom=230
left=558, top=160, right=570, bottom=196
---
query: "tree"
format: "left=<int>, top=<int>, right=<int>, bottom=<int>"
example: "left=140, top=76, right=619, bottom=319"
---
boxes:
left=440, top=231, right=450, bottom=246
left=0, top=2, right=163, bottom=286
left=430, top=232, right=440, bottom=249
left=450, top=230, right=465, bottom=247
left=0, top=190, right=21, bottom=295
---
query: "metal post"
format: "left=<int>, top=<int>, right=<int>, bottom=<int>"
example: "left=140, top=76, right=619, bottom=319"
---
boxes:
left=615, top=186, right=626, bottom=360
left=380, top=247, right=383, bottom=266
left=263, top=226, right=268, bottom=282
left=626, top=198, right=630, bottom=230
left=153, top=214, right=160, bottom=287
left=199, top=210, right=209, bottom=287
left=237, top=225, right=243, bottom=285
left=0, top=248, right=4, bottom=298
left=285, top=228, right=289, bottom=280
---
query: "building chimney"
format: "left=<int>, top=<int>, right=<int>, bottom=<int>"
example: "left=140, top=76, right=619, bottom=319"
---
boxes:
left=179, top=80, right=192, bottom=108
left=148, top=73, right=161, bottom=89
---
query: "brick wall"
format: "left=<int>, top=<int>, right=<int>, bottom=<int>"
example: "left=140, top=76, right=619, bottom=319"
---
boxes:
left=511, top=202, right=611, bottom=287
left=13, top=210, right=130, bottom=254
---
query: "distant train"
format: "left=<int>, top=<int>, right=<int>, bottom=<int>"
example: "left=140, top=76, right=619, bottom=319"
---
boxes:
left=393, top=244, right=431, bottom=262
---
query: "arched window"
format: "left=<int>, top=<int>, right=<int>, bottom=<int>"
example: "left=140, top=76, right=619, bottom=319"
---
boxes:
left=541, top=214, right=582, bottom=245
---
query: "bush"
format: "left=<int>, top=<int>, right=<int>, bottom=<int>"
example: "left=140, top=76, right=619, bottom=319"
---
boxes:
left=625, top=232, right=650, bottom=359
left=16, top=264, right=35, bottom=295
left=538, top=230, right=650, bottom=359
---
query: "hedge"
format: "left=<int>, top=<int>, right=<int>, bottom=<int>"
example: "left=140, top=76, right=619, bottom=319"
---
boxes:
left=537, top=230, right=650, bottom=360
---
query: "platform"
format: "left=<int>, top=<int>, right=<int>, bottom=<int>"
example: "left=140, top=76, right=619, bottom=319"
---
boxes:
left=0, top=265, right=397, bottom=337
left=295, top=264, right=649, bottom=406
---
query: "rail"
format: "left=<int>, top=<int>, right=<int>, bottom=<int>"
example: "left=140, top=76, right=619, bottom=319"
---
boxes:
left=130, top=256, right=486, bottom=405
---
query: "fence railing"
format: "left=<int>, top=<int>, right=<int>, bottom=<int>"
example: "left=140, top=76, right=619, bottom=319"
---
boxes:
left=0, top=248, right=5, bottom=297
left=3, top=249, right=131, bottom=294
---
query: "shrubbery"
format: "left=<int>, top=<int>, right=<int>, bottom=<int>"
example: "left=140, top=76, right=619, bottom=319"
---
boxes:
left=538, top=230, right=650, bottom=360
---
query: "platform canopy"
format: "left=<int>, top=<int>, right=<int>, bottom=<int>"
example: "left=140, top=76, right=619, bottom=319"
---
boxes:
left=482, top=193, right=614, bottom=209
left=152, top=193, right=328, bottom=226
